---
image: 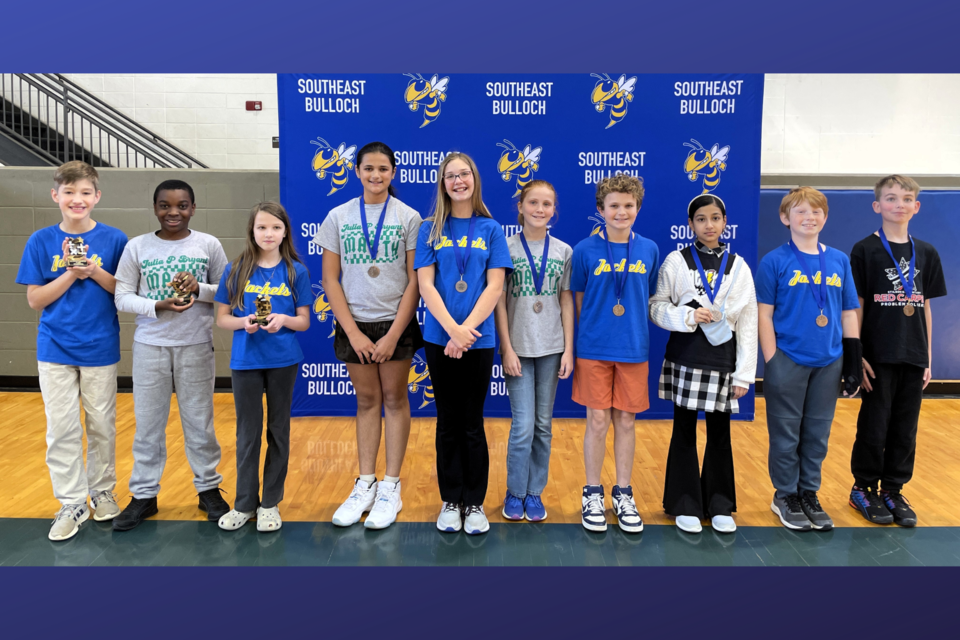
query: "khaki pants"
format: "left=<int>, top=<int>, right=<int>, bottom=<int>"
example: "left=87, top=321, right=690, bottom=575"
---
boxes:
left=37, top=361, right=118, bottom=506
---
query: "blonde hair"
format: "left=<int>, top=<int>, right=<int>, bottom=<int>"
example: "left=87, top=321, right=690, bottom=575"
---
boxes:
left=595, top=174, right=644, bottom=209
left=426, top=152, right=493, bottom=246
left=54, top=161, right=99, bottom=191
left=225, top=202, right=308, bottom=311
left=874, top=175, right=921, bottom=201
left=516, top=179, right=558, bottom=226
left=779, top=186, right=829, bottom=218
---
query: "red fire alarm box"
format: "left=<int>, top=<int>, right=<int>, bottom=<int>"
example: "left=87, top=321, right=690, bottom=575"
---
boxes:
left=245, top=101, right=262, bottom=111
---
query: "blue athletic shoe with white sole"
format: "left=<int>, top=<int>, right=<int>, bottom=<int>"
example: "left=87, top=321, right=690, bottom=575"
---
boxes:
left=523, top=495, right=547, bottom=521
left=502, top=492, right=524, bottom=520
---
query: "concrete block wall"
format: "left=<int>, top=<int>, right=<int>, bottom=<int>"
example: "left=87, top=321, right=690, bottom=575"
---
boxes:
left=0, top=167, right=279, bottom=378
left=64, top=74, right=279, bottom=171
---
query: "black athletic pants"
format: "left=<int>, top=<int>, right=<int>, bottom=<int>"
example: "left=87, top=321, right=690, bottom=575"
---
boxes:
left=851, top=362, right=924, bottom=491
left=663, top=405, right=736, bottom=518
left=424, top=343, right=495, bottom=507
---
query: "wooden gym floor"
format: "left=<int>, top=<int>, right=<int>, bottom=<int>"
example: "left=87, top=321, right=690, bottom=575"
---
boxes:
left=1, top=392, right=958, bottom=528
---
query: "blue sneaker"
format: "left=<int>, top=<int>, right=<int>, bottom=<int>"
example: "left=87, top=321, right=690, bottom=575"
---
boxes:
left=502, top=492, right=524, bottom=521
left=523, top=495, right=547, bottom=522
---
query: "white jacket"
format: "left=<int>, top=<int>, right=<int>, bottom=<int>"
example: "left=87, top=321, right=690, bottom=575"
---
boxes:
left=649, top=246, right=758, bottom=389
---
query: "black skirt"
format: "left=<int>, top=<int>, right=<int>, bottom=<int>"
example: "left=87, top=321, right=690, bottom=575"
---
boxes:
left=333, top=317, right=424, bottom=364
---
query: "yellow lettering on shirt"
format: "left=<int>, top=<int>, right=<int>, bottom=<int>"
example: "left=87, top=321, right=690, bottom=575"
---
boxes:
left=433, top=235, right=487, bottom=251
left=243, top=280, right=292, bottom=296
left=594, top=258, right=647, bottom=276
left=788, top=270, right=842, bottom=287
left=50, top=254, right=104, bottom=271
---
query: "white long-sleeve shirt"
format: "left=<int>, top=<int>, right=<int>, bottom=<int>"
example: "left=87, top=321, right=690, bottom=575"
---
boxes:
left=649, top=245, right=758, bottom=389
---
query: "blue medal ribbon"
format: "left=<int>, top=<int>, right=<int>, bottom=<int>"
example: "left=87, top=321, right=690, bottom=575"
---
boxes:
left=787, top=239, right=827, bottom=316
left=445, top=213, right=477, bottom=280
left=519, top=232, right=550, bottom=297
left=358, top=194, right=390, bottom=264
left=604, top=229, right=634, bottom=306
left=691, top=244, right=729, bottom=306
left=878, top=228, right=916, bottom=305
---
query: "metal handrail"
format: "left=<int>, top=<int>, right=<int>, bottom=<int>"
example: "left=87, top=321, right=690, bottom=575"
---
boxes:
left=0, top=73, right=208, bottom=169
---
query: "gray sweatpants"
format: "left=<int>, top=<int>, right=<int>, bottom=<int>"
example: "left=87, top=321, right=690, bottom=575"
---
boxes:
left=129, top=341, right=223, bottom=499
left=764, top=349, right=842, bottom=499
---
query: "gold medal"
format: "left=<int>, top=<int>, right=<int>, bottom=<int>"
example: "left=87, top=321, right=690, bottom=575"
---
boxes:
left=816, top=313, right=829, bottom=327
left=533, top=300, right=543, bottom=314
left=613, top=304, right=625, bottom=317
left=368, top=265, right=380, bottom=278
left=455, top=280, right=468, bottom=293
left=903, top=303, right=915, bottom=317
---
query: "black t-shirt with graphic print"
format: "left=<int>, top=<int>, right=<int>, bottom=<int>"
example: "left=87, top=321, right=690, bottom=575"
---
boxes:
left=850, top=233, right=947, bottom=369
left=664, top=242, right=737, bottom=373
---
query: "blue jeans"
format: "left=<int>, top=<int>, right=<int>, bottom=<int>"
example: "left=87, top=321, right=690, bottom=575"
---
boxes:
left=505, top=353, right=562, bottom=498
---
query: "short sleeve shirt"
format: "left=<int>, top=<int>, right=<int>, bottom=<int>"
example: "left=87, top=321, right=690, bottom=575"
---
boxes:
left=756, top=243, right=859, bottom=368
left=16, top=222, right=128, bottom=366
left=314, top=196, right=422, bottom=322
left=413, top=215, right=513, bottom=349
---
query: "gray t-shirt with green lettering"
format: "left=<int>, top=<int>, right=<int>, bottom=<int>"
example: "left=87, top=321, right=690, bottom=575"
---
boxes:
left=314, top=196, right=422, bottom=322
left=503, top=232, right=573, bottom=358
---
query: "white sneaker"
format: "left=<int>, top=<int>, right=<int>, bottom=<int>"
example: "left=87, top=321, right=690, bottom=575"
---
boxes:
left=257, top=506, right=282, bottom=532
left=90, top=490, right=120, bottom=521
left=711, top=515, right=737, bottom=533
left=48, top=504, right=89, bottom=541
left=436, top=502, right=462, bottom=533
left=463, top=505, right=490, bottom=535
left=676, top=515, right=703, bottom=533
left=364, top=481, right=402, bottom=530
left=219, top=509, right=254, bottom=531
left=332, top=478, right=377, bottom=527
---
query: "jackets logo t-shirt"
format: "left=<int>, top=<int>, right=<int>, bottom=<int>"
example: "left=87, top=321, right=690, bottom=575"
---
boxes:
left=215, top=261, right=313, bottom=370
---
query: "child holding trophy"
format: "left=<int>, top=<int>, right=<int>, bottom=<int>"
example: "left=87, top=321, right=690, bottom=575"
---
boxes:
left=215, top=202, right=312, bottom=533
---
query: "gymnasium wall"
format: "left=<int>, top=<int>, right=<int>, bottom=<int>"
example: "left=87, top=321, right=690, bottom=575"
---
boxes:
left=62, top=74, right=960, bottom=175
left=0, top=167, right=279, bottom=378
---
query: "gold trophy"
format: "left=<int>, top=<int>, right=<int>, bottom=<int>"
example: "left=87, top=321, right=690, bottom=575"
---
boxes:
left=253, top=292, right=272, bottom=326
left=65, top=237, right=88, bottom=267
left=167, top=276, right=192, bottom=306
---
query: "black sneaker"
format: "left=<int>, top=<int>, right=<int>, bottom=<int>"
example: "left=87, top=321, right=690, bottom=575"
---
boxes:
left=849, top=485, right=894, bottom=524
left=880, top=489, right=917, bottom=527
left=197, top=488, right=230, bottom=521
left=800, top=490, right=833, bottom=531
left=770, top=493, right=812, bottom=531
left=112, top=497, right=159, bottom=531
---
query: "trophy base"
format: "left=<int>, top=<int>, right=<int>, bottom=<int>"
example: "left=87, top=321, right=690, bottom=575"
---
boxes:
left=253, top=316, right=269, bottom=326
left=172, top=295, right=192, bottom=306
left=66, top=258, right=88, bottom=268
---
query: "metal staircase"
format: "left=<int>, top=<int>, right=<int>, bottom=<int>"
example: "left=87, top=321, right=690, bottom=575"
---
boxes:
left=0, top=74, right=207, bottom=168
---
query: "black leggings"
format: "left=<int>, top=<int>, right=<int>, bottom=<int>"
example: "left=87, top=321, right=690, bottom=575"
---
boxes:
left=424, top=343, right=494, bottom=507
left=662, top=405, right=736, bottom=518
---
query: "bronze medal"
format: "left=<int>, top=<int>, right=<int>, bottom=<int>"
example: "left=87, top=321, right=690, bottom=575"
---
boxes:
left=533, top=300, right=543, bottom=314
left=903, top=303, right=916, bottom=317
left=455, top=280, right=468, bottom=293
left=710, top=307, right=723, bottom=323
left=816, top=313, right=829, bottom=328
left=613, top=304, right=625, bottom=317
left=368, top=265, right=380, bottom=278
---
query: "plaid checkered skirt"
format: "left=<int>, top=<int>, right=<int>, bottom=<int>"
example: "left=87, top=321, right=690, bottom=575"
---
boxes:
left=659, top=359, right=738, bottom=414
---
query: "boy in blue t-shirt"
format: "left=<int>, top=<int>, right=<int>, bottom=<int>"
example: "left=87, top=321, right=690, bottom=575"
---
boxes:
left=14, top=161, right=128, bottom=541
left=756, top=187, right=861, bottom=532
left=570, top=175, right=659, bottom=534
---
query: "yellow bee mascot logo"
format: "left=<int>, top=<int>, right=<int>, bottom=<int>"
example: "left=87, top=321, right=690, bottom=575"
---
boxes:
left=407, top=352, right=435, bottom=409
left=311, top=137, right=357, bottom=196
left=683, top=139, right=730, bottom=194
left=590, top=73, right=637, bottom=129
left=496, top=139, right=542, bottom=198
left=588, top=214, right=606, bottom=237
left=403, top=73, right=450, bottom=128
left=311, top=283, right=337, bottom=338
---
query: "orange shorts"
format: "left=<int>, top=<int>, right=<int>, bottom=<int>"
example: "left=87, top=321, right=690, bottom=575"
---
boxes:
left=572, top=358, right=649, bottom=414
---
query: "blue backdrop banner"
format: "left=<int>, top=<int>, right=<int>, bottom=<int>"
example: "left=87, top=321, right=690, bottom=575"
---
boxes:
left=278, top=73, right=764, bottom=418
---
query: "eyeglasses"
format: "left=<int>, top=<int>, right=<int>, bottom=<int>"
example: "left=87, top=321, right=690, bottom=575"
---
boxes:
left=443, top=170, right=473, bottom=183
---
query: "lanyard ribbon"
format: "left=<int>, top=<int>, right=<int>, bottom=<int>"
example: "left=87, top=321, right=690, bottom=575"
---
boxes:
left=691, top=245, right=729, bottom=305
left=604, top=230, right=634, bottom=302
left=446, top=214, right=477, bottom=278
left=359, top=194, right=390, bottom=263
left=519, top=232, right=550, bottom=296
left=788, top=240, right=827, bottom=311
left=878, top=228, right=916, bottom=303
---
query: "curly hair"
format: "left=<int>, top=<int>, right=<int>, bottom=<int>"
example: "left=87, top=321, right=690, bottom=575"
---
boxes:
left=595, top=174, right=644, bottom=209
